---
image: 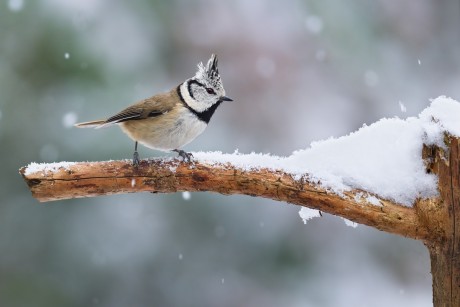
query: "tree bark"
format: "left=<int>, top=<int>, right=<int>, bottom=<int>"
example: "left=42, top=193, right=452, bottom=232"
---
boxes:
left=423, top=136, right=460, bottom=307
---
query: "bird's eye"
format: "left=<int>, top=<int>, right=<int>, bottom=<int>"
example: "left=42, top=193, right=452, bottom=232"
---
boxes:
left=206, top=88, right=216, bottom=95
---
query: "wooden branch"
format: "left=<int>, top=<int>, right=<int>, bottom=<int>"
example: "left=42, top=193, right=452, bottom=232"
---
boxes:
left=19, top=158, right=430, bottom=241
left=422, top=136, right=460, bottom=306
left=19, top=135, right=460, bottom=307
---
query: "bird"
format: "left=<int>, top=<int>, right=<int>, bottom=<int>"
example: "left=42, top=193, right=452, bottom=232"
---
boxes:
left=75, top=54, right=232, bottom=166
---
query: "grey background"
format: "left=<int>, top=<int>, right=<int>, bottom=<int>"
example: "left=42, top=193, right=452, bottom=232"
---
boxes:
left=2, top=0, right=459, bottom=306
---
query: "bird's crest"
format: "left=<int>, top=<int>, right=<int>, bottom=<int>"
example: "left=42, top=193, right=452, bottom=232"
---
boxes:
left=195, top=54, right=221, bottom=88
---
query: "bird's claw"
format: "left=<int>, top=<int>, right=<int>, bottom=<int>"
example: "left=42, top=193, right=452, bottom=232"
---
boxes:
left=173, top=149, right=193, bottom=162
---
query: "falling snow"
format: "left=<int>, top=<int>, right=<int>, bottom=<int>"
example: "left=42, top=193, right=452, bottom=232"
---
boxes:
left=62, top=112, right=78, bottom=128
left=305, top=15, right=323, bottom=34
left=399, top=101, right=407, bottom=113
left=182, top=191, right=191, bottom=201
left=8, top=0, right=24, bottom=12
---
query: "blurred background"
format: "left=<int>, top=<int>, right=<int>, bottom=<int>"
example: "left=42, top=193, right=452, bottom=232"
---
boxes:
left=2, top=0, right=459, bottom=306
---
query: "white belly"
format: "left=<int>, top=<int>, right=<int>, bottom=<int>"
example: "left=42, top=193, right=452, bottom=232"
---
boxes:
left=120, top=108, right=207, bottom=152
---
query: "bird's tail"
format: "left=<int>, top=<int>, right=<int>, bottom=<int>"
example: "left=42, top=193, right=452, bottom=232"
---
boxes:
left=74, top=120, right=108, bottom=129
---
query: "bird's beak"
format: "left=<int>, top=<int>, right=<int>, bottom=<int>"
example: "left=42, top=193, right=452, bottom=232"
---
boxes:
left=219, top=96, right=233, bottom=102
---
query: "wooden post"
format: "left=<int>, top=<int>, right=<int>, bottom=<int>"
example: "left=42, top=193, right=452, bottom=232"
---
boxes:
left=422, top=136, right=460, bottom=306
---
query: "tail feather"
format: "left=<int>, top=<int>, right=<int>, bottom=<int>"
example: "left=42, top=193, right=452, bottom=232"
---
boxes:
left=74, top=120, right=108, bottom=129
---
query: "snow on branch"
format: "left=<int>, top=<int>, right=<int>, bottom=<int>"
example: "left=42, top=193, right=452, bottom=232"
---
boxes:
left=18, top=96, right=460, bottom=241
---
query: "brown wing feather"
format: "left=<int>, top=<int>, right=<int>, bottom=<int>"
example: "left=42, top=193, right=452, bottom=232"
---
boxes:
left=105, top=91, right=177, bottom=124
left=105, top=107, right=144, bottom=124
left=74, top=89, right=179, bottom=129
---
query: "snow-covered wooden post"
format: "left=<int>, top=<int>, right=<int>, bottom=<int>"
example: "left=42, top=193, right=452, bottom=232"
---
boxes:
left=422, top=136, right=460, bottom=307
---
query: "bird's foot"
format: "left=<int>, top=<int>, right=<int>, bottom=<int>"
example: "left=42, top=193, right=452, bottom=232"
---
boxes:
left=133, top=151, right=140, bottom=167
left=173, top=149, right=193, bottom=162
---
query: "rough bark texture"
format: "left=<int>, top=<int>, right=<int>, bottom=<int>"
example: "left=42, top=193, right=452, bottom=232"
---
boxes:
left=20, top=158, right=429, bottom=240
left=423, top=137, right=460, bottom=307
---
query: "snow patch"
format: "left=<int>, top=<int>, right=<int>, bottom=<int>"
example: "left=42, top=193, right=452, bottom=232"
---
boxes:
left=419, top=96, right=460, bottom=144
left=194, top=96, right=460, bottom=206
left=299, top=207, right=321, bottom=224
left=353, top=193, right=382, bottom=206
left=342, top=218, right=359, bottom=228
left=366, top=195, right=382, bottom=206
left=24, top=161, right=76, bottom=176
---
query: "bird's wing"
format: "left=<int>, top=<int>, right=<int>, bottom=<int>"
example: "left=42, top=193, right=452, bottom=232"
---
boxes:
left=105, top=107, right=145, bottom=124
left=104, top=93, right=175, bottom=125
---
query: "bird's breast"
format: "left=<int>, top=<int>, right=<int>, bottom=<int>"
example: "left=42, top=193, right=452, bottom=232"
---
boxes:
left=120, top=106, right=207, bottom=151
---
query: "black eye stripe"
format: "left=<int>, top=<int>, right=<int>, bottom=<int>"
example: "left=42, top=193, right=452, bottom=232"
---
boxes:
left=187, top=79, right=217, bottom=97
left=189, top=80, right=205, bottom=88
left=187, top=80, right=206, bottom=99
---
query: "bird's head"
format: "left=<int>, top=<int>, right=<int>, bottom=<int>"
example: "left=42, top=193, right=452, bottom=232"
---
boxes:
left=180, top=54, right=232, bottom=113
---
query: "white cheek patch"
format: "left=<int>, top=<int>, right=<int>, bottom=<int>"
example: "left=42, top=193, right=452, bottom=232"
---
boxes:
left=180, top=82, right=211, bottom=113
